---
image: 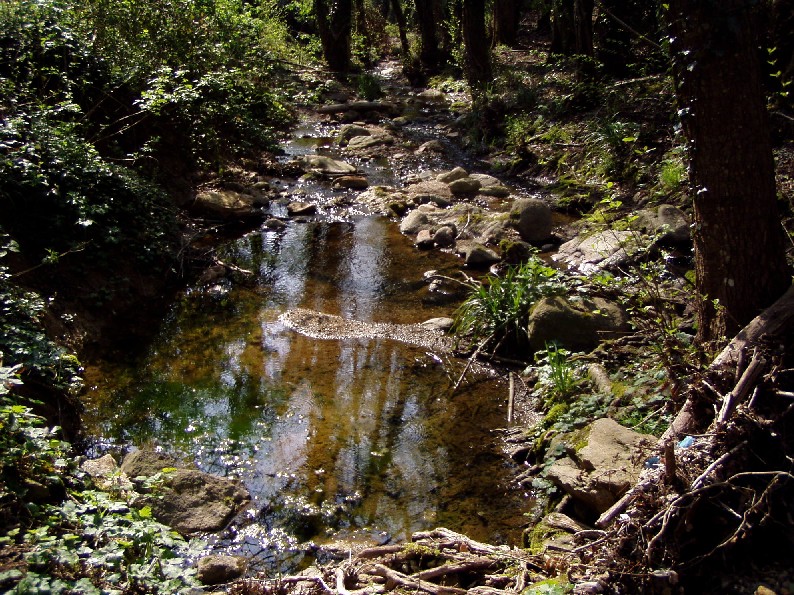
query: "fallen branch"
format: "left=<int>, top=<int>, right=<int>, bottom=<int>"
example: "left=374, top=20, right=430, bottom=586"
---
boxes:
left=368, top=563, right=467, bottom=595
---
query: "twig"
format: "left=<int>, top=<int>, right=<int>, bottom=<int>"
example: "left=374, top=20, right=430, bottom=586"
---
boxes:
left=717, top=350, right=766, bottom=423
left=507, top=372, right=515, bottom=425
left=452, top=333, right=494, bottom=393
left=690, top=441, right=747, bottom=490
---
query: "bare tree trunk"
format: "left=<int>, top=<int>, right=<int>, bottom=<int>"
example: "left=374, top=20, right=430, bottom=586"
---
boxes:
left=667, top=0, right=790, bottom=344
left=415, top=0, right=442, bottom=71
left=550, top=0, right=593, bottom=56
left=314, top=0, right=353, bottom=74
left=462, top=0, right=492, bottom=96
left=391, top=0, right=411, bottom=57
left=493, top=0, right=519, bottom=47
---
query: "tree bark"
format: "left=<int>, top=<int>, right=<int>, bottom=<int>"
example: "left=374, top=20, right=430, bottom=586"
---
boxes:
left=462, top=0, right=492, bottom=96
left=390, top=0, right=411, bottom=57
left=493, top=0, right=519, bottom=47
left=667, top=0, right=790, bottom=344
left=314, top=0, right=353, bottom=74
left=550, top=0, right=593, bottom=56
left=415, top=0, right=442, bottom=71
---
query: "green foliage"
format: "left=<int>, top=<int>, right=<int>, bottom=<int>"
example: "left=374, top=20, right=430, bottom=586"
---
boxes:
left=658, top=156, right=687, bottom=191
left=353, top=73, right=383, bottom=100
left=534, top=344, right=580, bottom=402
left=523, top=578, right=573, bottom=594
left=0, top=367, right=202, bottom=593
left=453, top=257, right=569, bottom=354
left=0, top=113, right=179, bottom=264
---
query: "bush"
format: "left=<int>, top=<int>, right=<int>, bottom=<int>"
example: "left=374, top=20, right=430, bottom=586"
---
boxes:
left=453, top=257, right=568, bottom=354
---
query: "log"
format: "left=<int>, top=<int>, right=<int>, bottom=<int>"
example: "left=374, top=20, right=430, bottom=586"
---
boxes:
left=368, top=563, right=467, bottom=595
left=413, top=557, right=498, bottom=582
left=317, top=101, right=397, bottom=114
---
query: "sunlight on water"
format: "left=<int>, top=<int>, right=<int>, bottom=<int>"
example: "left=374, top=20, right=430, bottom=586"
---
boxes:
left=84, top=216, right=529, bottom=570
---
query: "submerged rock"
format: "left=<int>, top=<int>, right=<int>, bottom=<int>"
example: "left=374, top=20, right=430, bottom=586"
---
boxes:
left=287, top=201, right=318, bottom=216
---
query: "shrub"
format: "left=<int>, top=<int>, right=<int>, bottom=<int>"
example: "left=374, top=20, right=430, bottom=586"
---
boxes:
left=453, top=257, right=568, bottom=354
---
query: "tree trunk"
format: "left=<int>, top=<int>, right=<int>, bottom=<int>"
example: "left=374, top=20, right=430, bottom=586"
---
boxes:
left=415, top=0, right=442, bottom=71
left=667, top=0, right=790, bottom=344
left=462, top=0, right=492, bottom=95
left=550, top=0, right=593, bottom=56
left=390, top=0, right=411, bottom=57
left=493, top=0, right=519, bottom=47
left=314, top=0, right=353, bottom=74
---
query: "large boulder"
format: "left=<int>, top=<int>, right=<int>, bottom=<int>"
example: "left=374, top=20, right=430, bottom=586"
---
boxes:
left=545, top=419, right=655, bottom=516
left=527, top=296, right=628, bottom=353
left=295, top=155, right=357, bottom=175
left=553, top=230, right=638, bottom=274
left=121, top=450, right=249, bottom=535
left=635, top=204, right=691, bottom=245
left=510, top=198, right=552, bottom=243
left=191, top=189, right=267, bottom=220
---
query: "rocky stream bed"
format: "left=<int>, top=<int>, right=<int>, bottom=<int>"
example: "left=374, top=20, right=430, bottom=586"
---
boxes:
left=78, top=62, right=794, bottom=594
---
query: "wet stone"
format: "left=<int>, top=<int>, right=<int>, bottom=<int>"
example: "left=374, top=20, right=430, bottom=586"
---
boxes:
left=415, top=229, right=434, bottom=249
left=287, top=202, right=318, bottom=216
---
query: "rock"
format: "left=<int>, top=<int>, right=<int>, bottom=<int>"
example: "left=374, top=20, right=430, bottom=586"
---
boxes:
left=120, top=450, right=180, bottom=478
left=264, top=218, right=287, bottom=231
left=400, top=210, right=430, bottom=234
left=81, top=454, right=134, bottom=493
left=553, top=230, right=639, bottom=274
left=191, top=190, right=266, bottom=220
left=469, top=173, right=502, bottom=187
left=415, top=229, right=434, bottom=249
left=414, top=193, right=452, bottom=208
left=501, top=240, right=534, bottom=264
left=635, top=204, right=691, bottom=244
left=287, top=202, right=317, bottom=216
left=475, top=220, right=511, bottom=245
left=334, top=175, right=369, bottom=190
left=456, top=241, right=501, bottom=267
left=416, top=89, right=447, bottom=104
left=197, top=555, right=247, bottom=585
left=406, top=179, right=454, bottom=202
left=295, top=155, right=357, bottom=175
left=121, top=450, right=250, bottom=535
left=545, top=419, right=655, bottom=515
left=574, top=581, right=605, bottom=594
left=437, top=167, right=469, bottom=183
left=479, top=185, right=511, bottom=198
left=510, top=198, right=552, bottom=243
left=448, top=177, right=483, bottom=195
left=336, top=124, right=371, bottom=145
left=421, top=317, right=455, bottom=332
left=543, top=511, right=590, bottom=533
left=416, top=140, right=445, bottom=153
left=433, top=225, right=456, bottom=248
left=527, top=296, right=628, bottom=353
left=346, top=133, right=394, bottom=150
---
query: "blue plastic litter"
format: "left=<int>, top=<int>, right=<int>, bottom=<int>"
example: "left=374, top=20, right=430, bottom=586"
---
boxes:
left=677, top=436, right=695, bottom=449
left=644, top=456, right=661, bottom=469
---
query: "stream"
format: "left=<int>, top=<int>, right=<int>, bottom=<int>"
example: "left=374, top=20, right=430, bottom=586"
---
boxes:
left=83, top=69, right=538, bottom=572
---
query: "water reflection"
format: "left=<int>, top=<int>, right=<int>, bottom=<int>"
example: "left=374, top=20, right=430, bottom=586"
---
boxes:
left=85, top=216, right=527, bottom=567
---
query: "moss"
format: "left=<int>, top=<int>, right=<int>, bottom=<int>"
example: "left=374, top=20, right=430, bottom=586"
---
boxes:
left=523, top=521, right=566, bottom=555
left=543, top=403, right=570, bottom=425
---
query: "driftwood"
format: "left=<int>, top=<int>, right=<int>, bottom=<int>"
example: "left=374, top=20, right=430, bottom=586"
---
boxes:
left=597, top=283, right=794, bottom=528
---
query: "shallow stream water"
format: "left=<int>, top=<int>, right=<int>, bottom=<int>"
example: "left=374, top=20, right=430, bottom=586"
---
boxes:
left=83, top=113, right=533, bottom=571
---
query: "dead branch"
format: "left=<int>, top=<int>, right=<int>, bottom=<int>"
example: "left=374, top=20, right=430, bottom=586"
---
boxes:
left=367, top=563, right=468, bottom=595
left=413, top=557, right=499, bottom=581
left=717, top=351, right=766, bottom=424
